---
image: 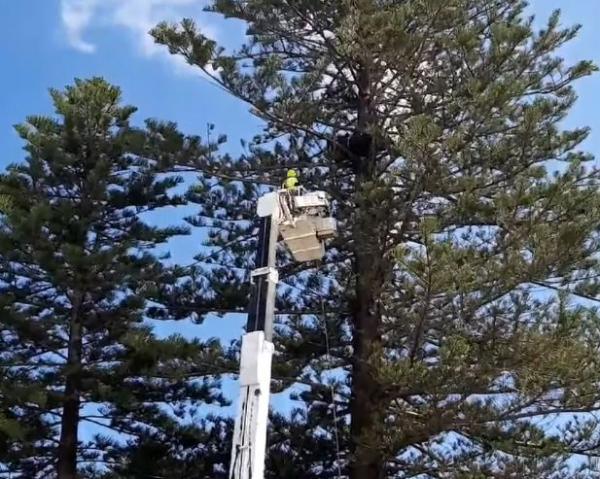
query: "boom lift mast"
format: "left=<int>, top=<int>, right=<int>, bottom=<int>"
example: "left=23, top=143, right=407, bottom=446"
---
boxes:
left=229, top=187, right=336, bottom=479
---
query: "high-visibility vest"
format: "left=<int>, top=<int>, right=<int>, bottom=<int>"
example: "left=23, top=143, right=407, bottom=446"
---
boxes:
left=284, top=177, right=299, bottom=189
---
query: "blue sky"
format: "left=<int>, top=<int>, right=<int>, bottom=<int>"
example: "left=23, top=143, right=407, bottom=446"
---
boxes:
left=1, top=1, right=598, bottom=171
left=0, top=0, right=261, bottom=169
left=0, top=0, right=263, bottom=338
left=1, top=0, right=597, bottom=309
left=2, top=0, right=600, bottom=434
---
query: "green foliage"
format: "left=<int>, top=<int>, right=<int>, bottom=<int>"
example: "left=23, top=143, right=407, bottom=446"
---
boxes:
left=0, top=194, right=11, bottom=213
left=0, top=78, right=231, bottom=478
left=151, top=0, right=600, bottom=477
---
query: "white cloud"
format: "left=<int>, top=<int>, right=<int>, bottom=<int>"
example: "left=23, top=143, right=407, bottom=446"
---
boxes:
left=61, top=0, right=101, bottom=53
left=60, top=0, right=215, bottom=74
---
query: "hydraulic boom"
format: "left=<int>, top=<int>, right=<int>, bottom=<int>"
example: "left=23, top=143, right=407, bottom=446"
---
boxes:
left=229, top=188, right=335, bottom=479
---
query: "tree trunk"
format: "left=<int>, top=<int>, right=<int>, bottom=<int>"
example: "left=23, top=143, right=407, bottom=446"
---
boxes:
left=349, top=60, right=386, bottom=479
left=349, top=259, right=385, bottom=479
left=57, top=294, right=83, bottom=479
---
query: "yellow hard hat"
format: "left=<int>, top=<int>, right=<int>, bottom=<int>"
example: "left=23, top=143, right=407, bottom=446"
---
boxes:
left=287, top=169, right=298, bottom=178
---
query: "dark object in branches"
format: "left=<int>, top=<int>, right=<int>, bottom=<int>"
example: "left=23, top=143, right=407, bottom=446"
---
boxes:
left=330, top=132, right=374, bottom=171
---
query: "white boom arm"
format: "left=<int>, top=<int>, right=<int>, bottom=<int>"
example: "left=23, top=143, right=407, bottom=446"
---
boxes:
left=229, top=188, right=336, bottom=479
left=228, top=330, right=274, bottom=479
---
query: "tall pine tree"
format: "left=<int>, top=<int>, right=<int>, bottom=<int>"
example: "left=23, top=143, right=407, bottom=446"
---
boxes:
left=152, top=0, right=600, bottom=477
left=0, top=78, right=230, bottom=479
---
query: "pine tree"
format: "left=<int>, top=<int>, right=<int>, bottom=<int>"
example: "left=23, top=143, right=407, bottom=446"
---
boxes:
left=151, top=1, right=600, bottom=477
left=0, top=195, right=11, bottom=214
left=0, top=78, right=231, bottom=479
left=98, top=417, right=233, bottom=479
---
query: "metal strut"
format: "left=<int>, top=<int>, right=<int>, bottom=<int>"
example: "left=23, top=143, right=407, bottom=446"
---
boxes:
left=229, top=216, right=279, bottom=479
left=246, top=216, right=279, bottom=340
left=229, top=189, right=335, bottom=479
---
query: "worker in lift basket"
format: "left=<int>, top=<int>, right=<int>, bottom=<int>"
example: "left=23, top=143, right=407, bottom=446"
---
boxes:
left=282, top=169, right=300, bottom=214
left=283, top=169, right=299, bottom=190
